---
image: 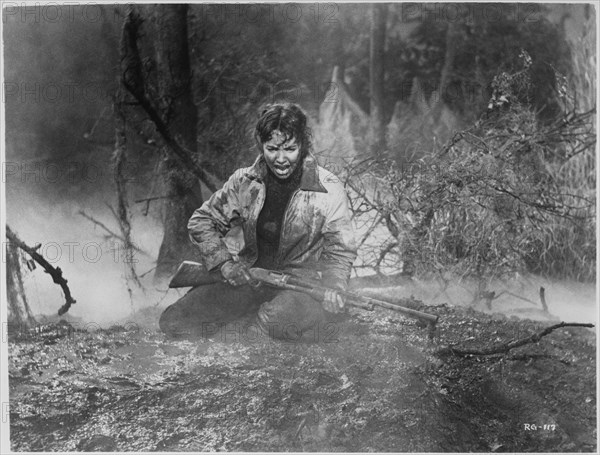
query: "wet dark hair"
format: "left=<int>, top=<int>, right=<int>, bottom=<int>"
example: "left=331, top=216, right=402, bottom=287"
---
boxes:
left=254, top=103, right=312, bottom=157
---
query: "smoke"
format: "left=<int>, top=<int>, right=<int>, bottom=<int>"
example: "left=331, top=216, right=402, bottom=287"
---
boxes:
left=372, top=275, right=597, bottom=324
left=5, top=182, right=185, bottom=327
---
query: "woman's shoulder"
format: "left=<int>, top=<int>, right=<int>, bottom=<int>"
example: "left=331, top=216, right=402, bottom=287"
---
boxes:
left=226, top=162, right=260, bottom=183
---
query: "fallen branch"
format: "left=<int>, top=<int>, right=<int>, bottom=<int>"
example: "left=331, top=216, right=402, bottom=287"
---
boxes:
left=435, top=322, right=594, bottom=358
left=6, top=225, right=76, bottom=316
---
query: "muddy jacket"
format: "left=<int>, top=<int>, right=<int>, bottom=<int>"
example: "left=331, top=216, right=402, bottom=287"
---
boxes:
left=188, top=153, right=357, bottom=290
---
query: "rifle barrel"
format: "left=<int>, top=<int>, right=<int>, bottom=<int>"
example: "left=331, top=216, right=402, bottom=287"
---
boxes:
left=282, top=272, right=437, bottom=325
left=344, top=292, right=439, bottom=324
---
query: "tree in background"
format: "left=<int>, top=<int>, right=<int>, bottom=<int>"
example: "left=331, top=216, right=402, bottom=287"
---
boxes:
left=369, top=3, right=387, bottom=155
left=4, top=3, right=594, bottom=305
left=116, top=4, right=293, bottom=282
left=152, top=5, right=204, bottom=281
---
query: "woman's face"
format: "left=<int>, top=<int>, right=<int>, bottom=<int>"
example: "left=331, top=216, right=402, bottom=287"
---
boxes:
left=262, top=129, right=301, bottom=180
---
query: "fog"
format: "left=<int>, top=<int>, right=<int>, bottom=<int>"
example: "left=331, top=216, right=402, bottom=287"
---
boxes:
left=7, top=178, right=595, bottom=327
left=3, top=3, right=596, bottom=328
left=6, top=182, right=185, bottom=326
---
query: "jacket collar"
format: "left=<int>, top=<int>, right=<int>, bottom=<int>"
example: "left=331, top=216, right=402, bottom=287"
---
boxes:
left=245, top=152, right=328, bottom=193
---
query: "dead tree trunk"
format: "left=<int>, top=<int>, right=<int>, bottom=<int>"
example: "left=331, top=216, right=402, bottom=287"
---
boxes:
left=369, top=3, right=387, bottom=155
left=6, top=240, right=36, bottom=330
left=153, top=4, right=204, bottom=282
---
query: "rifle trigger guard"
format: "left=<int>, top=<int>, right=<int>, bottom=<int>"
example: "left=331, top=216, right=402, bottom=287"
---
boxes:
left=249, top=279, right=262, bottom=289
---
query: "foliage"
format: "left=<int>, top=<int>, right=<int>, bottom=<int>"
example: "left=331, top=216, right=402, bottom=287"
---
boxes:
left=347, top=50, right=595, bottom=283
left=391, top=3, right=572, bottom=122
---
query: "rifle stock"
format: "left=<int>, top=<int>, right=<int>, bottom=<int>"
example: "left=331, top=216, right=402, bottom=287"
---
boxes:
left=168, top=261, right=223, bottom=288
left=169, top=261, right=438, bottom=327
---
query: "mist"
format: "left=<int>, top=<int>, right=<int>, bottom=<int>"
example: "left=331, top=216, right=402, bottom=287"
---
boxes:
left=6, top=181, right=184, bottom=326
left=3, top=3, right=596, bottom=328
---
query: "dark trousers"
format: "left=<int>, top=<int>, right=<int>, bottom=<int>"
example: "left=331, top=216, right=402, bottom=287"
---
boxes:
left=159, top=282, right=332, bottom=342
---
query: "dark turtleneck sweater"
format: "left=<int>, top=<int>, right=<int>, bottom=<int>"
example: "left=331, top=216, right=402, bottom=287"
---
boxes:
left=254, top=163, right=303, bottom=270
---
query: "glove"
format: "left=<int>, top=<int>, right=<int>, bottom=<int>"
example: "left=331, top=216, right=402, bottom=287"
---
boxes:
left=322, top=289, right=345, bottom=313
left=220, top=260, right=253, bottom=287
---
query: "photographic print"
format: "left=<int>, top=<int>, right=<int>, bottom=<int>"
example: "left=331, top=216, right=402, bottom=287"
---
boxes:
left=1, top=1, right=597, bottom=452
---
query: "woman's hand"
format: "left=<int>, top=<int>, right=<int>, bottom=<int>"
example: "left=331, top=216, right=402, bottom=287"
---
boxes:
left=322, top=289, right=345, bottom=313
left=220, top=260, right=253, bottom=286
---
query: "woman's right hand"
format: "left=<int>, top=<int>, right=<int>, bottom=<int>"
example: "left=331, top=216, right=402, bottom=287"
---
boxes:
left=220, top=260, right=253, bottom=286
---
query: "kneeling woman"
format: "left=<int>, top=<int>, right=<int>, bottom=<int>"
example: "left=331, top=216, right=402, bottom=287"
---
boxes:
left=159, top=103, right=357, bottom=341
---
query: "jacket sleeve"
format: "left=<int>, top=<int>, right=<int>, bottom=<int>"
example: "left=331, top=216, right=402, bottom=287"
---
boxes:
left=187, top=170, right=244, bottom=271
left=320, top=183, right=357, bottom=291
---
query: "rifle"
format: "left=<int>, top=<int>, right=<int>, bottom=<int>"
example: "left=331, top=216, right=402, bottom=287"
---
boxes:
left=169, top=261, right=439, bottom=332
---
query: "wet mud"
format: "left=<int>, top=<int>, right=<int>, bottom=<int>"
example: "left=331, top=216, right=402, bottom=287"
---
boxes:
left=8, top=299, right=596, bottom=452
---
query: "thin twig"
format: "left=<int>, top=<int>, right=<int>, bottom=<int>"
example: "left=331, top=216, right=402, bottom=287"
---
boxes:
left=134, top=195, right=171, bottom=216
left=79, top=210, right=151, bottom=258
left=357, top=212, right=384, bottom=248
left=134, top=195, right=171, bottom=204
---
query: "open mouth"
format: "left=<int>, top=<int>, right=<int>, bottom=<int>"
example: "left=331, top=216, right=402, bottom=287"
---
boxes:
left=273, top=164, right=291, bottom=176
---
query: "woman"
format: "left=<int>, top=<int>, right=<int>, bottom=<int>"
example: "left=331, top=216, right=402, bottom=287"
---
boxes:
left=159, top=103, right=357, bottom=341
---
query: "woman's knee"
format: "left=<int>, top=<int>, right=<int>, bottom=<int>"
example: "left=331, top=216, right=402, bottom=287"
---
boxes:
left=159, top=301, right=195, bottom=337
left=159, top=284, right=264, bottom=337
left=257, top=291, right=324, bottom=341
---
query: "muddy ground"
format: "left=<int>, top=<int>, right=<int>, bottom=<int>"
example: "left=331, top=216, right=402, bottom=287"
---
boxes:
left=7, top=293, right=597, bottom=452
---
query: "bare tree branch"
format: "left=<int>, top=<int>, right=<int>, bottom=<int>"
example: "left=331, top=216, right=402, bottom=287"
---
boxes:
left=78, top=210, right=151, bottom=258
left=6, top=225, right=76, bottom=316
left=436, top=322, right=594, bottom=358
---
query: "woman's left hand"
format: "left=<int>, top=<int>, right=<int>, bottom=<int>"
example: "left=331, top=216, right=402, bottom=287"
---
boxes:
left=322, top=289, right=345, bottom=313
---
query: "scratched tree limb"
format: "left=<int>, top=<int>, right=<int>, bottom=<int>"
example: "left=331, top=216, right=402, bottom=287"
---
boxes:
left=435, top=322, right=595, bottom=358
left=5, top=225, right=76, bottom=316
